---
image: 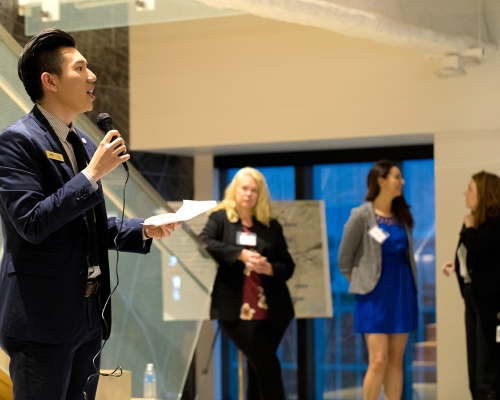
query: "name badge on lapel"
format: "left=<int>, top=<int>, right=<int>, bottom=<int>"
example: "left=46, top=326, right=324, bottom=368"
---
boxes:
left=236, top=231, right=257, bottom=247
left=46, top=150, right=64, bottom=162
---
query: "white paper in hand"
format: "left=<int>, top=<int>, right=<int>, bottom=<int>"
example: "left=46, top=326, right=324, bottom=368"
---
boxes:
left=145, top=200, right=217, bottom=226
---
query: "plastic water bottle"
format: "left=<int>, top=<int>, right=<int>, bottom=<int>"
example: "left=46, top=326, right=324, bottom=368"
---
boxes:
left=143, top=363, right=157, bottom=399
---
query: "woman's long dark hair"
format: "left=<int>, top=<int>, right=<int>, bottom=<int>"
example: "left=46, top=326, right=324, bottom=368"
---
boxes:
left=365, top=159, right=414, bottom=228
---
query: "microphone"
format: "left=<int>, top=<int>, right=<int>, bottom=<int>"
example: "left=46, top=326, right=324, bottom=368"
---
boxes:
left=96, top=113, right=129, bottom=171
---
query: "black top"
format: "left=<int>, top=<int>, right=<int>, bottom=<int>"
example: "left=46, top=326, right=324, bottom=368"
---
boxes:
left=455, top=215, right=500, bottom=298
left=199, top=209, right=295, bottom=322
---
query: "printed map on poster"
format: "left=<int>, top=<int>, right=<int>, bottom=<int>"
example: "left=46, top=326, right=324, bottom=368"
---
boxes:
left=272, top=200, right=332, bottom=318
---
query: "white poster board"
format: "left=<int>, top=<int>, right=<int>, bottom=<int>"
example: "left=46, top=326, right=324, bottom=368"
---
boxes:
left=162, top=200, right=332, bottom=320
left=272, top=200, right=332, bottom=318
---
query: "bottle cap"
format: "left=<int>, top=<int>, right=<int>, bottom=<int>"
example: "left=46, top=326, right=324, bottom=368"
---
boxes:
left=147, top=363, right=154, bottom=368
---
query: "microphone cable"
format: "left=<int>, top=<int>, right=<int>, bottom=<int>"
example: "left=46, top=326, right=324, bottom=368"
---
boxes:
left=83, top=168, right=129, bottom=399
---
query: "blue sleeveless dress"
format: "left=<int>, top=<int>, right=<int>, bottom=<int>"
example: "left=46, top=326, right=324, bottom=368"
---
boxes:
left=355, top=215, right=418, bottom=334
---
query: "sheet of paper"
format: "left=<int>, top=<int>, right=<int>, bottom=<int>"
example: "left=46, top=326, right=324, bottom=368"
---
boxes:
left=145, top=200, right=217, bottom=225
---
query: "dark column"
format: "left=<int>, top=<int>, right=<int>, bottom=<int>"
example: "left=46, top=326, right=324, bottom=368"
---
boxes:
left=295, top=166, right=316, bottom=400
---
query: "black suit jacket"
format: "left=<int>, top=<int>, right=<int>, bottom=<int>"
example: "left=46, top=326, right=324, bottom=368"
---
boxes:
left=455, top=216, right=500, bottom=298
left=199, top=209, right=295, bottom=323
left=0, top=107, right=152, bottom=344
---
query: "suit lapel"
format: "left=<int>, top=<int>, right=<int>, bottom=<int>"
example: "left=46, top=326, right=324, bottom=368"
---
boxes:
left=30, top=107, right=74, bottom=181
left=30, top=107, right=104, bottom=202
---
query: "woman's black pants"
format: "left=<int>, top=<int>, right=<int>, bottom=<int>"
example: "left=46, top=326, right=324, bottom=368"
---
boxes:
left=219, top=319, right=290, bottom=400
left=464, top=284, right=500, bottom=399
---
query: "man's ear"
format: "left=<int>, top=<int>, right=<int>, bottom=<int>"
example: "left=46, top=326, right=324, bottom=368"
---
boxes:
left=40, top=72, right=58, bottom=93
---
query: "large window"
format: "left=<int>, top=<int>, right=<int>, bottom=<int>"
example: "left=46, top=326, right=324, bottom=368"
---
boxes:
left=216, top=147, right=435, bottom=400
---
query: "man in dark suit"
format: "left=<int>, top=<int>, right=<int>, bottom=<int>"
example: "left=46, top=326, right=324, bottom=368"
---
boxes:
left=0, top=28, right=177, bottom=399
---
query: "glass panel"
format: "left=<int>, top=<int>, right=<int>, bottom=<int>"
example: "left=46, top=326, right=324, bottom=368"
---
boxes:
left=0, top=25, right=31, bottom=127
left=0, top=26, right=217, bottom=399
left=402, top=159, right=436, bottom=397
left=313, top=163, right=372, bottom=399
left=22, top=0, right=243, bottom=35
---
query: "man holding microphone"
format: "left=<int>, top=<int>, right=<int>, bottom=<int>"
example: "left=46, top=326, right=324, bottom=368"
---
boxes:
left=0, top=27, right=177, bottom=399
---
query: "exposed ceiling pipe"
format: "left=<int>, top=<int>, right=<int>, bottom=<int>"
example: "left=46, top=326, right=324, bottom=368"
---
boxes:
left=195, top=0, right=496, bottom=56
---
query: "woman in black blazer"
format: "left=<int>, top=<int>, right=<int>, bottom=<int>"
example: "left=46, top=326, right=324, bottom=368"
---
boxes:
left=199, top=167, right=295, bottom=400
left=443, top=171, right=500, bottom=400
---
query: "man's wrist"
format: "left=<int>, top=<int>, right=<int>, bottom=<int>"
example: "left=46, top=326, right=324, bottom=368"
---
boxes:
left=81, top=170, right=98, bottom=191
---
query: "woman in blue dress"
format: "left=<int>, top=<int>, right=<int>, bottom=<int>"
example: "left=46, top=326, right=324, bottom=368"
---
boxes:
left=338, top=159, right=418, bottom=400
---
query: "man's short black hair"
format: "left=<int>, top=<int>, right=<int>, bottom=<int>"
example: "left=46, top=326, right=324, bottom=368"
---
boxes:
left=18, top=27, right=76, bottom=103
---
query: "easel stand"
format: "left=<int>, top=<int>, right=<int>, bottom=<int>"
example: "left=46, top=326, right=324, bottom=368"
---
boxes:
left=194, top=326, right=246, bottom=400
left=238, top=350, right=245, bottom=400
left=194, top=325, right=220, bottom=400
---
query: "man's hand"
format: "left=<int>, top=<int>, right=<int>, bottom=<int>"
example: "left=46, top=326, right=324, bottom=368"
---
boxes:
left=84, top=131, right=130, bottom=181
left=143, top=214, right=182, bottom=239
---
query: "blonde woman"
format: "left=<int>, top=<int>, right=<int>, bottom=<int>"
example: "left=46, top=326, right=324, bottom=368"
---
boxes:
left=199, top=167, right=295, bottom=400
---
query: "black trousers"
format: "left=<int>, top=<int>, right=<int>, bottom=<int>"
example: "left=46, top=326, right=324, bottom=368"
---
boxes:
left=0, top=295, right=103, bottom=400
left=219, top=319, right=290, bottom=400
left=464, top=284, right=500, bottom=398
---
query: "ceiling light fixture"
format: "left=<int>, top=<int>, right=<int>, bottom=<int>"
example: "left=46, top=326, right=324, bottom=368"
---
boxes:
left=430, top=47, right=485, bottom=78
left=135, top=0, right=154, bottom=11
left=435, top=54, right=466, bottom=78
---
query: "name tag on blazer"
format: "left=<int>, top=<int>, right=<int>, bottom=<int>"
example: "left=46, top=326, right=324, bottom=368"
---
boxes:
left=46, top=150, right=64, bottom=162
left=368, top=226, right=389, bottom=244
left=236, top=231, right=257, bottom=247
